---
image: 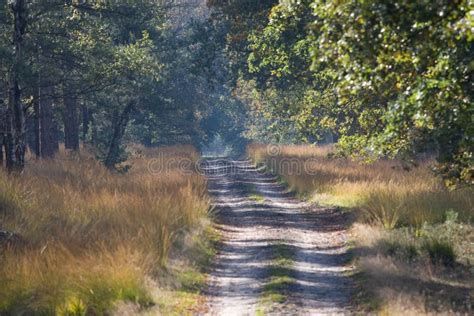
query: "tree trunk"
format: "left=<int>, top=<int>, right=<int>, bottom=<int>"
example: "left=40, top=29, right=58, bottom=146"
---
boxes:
left=39, top=84, right=57, bottom=158
left=32, top=92, right=40, bottom=158
left=90, top=109, right=97, bottom=145
left=32, top=52, right=41, bottom=158
left=63, top=83, right=79, bottom=151
left=26, top=109, right=35, bottom=153
left=4, top=107, right=15, bottom=170
left=81, top=103, right=90, bottom=142
left=0, top=138, right=3, bottom=166
left=8, top=0, right=27, bottom=171
left=104, top=102, right=134, bottom=169
left=0, top=100, right=6, bottom=166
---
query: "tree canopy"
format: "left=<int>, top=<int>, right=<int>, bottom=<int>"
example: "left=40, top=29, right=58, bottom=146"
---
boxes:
left=0, top=0, right=472, bottom=185
left=209, top=0, right=473, bottom=186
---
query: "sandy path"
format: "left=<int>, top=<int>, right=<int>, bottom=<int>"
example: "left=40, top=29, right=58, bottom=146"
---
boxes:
left=202, top=159, right=352, bottom=315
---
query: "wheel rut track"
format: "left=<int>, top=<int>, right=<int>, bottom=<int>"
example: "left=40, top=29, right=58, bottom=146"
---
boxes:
left=202, top=158, right=353, bottom=315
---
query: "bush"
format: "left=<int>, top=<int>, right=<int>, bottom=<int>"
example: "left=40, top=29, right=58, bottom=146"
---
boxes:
left=377, top=229, right=420, bottom=262
left=423, top=239, right=456, bottom=267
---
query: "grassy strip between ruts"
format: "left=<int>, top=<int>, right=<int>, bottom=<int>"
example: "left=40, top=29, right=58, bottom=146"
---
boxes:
left=248, top=144, right=473, bottom=315
left=258, top=243, right=297, bottom=314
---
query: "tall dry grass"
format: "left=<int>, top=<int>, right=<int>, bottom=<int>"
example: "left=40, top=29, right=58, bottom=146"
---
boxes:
left=0, top=145, right=210, bottom=314
left=249, top=144, right=474, bottom=313
left=248, top=144, right=473, bottom=229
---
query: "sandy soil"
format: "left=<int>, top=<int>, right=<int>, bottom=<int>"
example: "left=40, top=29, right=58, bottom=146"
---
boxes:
left=202, top=159, right=353, bottom=315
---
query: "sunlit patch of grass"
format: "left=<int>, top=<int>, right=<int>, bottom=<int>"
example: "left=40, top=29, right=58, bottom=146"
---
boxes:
left=248, top=144, right=473, bottom=229
left=1, top=245, right=153, bottom=314
left=178, top=270, right=207, bottom=293
left=153, top=269, right=208, bottom=315
left=249, top=194, right=265, bottom=202
left=0, top=145, right=210, bottom=314
left=152, top=288, right=206, bottom=316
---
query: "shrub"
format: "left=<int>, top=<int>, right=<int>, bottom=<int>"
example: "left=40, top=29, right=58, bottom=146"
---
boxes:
left=423, top=239, right=456, bottom=267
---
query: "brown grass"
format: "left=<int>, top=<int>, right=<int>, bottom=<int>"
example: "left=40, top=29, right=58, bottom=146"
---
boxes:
left=0, top=145, right=210, bottom=314
left=248, top=144, right=473, bottom=229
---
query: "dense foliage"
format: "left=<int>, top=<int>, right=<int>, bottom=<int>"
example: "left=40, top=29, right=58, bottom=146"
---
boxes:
left=0, top=0, right=245, bottom=168
left=210, top=0, right=473, bottom=185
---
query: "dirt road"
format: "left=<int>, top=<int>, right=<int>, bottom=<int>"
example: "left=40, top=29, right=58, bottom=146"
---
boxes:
left=202, top=159, right=353, bottom=315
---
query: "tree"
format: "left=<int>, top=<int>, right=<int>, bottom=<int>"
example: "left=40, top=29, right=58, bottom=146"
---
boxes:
left=229, top=0, right=472, bottom=186
left=0, top=0, right=170, bottom=169
left=7, top=0, right=27, bottom=171
left=309, top=0, right=473, bottom=185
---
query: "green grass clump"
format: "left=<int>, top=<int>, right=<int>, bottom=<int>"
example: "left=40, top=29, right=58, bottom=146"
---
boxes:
left=423, top=239, right=456, bottom=267
left=376, top=213, right=465, bottom=267
left=260, top=243, right=296, bottom=306
left=262, top=276, right=295, bottom=303
left=249, top=194, right=265, bottom=202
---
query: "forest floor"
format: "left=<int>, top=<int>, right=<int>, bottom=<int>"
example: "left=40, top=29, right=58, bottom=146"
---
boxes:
left=202, top=159, right=353, bottom=315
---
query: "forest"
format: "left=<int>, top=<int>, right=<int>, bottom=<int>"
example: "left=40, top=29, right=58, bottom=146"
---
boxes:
left=0, top=0, right=472, bottom=315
